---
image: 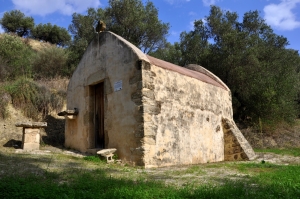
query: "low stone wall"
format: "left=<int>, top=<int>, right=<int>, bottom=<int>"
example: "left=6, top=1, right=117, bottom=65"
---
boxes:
left=222, top=118, right=256, bottom=161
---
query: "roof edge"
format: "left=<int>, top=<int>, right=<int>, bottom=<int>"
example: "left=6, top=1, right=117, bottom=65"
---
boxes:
left=184, top=64, right=230, bottom=91
left=146, top=55, right=229, bottom=90
left=106, top=31, right=150, bottom=62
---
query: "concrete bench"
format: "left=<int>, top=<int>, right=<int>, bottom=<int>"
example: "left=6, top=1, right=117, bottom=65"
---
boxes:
left=15, top=122, right=47, bottom=150
left=97, top=148, right=117, bottom=163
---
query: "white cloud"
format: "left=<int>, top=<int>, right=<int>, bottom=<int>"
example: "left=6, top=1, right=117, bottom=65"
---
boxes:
left=189, top=11, right=197, bottom=16
left=12, top=0, right=101, bottom=16
left=170, top=30, right=179, bottom=36
left=164, top=0, right=190, bottom=5
left=202, top=0, right=219, bottom=7
left=264, top=0, right=300, bottom=30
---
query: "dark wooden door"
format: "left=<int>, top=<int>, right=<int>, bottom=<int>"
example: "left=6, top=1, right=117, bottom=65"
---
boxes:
left=95, top=82, right=104, bottom=148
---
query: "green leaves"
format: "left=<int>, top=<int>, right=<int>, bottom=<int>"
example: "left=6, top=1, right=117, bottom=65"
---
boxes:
left=68, top=0, right=170, bottom=67
left=31, top=23, right=71, bottom=47
left=0, top=10, right=34, bottom=37
left=32, top=46, right=70, bottom=78
left=0, top=34, right=34, bottom=80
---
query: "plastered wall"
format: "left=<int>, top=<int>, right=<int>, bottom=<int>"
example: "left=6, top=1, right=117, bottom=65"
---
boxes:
left=65, top=32, right=147, bottom=164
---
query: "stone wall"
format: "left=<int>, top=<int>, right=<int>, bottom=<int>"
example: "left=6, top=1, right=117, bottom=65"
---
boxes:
left=141, top=63, right=233, bottom=168
left=222, top=118, right=256, bottom=161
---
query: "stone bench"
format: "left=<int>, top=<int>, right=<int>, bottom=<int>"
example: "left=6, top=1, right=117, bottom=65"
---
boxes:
left=97, top=148, right=117, bottom=163
left=15, top=122, right=47, bottom=151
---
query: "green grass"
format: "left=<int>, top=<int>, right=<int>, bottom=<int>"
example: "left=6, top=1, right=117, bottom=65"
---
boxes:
left=233, top=162, right=283, bottom=174
left=254, top=148, right=300, bottom=156
left=83, top=155, right=105, bottom=163
left=1, top=164, right=300, bottom=199
left=1, top=150, right=300, bottom=198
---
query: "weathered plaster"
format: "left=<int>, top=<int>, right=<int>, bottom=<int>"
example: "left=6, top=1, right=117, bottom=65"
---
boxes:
left=141, top=62, right=233, bottom=167
left=65, top=32, right=148, bottom=164
left=64, top=31, right=255, bottom=167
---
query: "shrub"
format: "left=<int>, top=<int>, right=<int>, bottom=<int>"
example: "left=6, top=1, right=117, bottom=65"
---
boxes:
left=0, top=34, right=34, bottom=81
left=32, top=45, right=70, bottom=79
left=5, top=78, right=64, bottom=120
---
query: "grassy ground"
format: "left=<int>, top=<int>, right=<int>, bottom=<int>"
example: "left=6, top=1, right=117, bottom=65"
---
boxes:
left=0, top=147, right=300, bottom=199
left=255, top=148, right=300, bottom=157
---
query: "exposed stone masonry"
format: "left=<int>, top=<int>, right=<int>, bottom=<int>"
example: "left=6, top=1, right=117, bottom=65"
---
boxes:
left=222, top=118, right=256, bottom=161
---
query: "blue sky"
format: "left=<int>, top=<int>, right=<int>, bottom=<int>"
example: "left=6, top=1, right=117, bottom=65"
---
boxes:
left=0, top=0, right=299, bottom=52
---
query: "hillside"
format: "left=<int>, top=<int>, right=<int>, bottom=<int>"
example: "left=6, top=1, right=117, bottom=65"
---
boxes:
left=0, top=34, right=69, bottom=147
left=0, top=77, right=68, bottom=148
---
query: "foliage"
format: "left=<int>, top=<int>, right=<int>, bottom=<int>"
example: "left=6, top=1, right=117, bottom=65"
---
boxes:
left=106, top=0, right=170, bottom=53
left=68, top=0, right=170, bottom=67
left=4, top=78, right=64, bottom=120
left=204, top=6, right=300, bottom=124
left=0, top=34, right=34, bottom=80
left=69, top=8, right=105, bottom=44
left=68, top=8, right=105, bottom=69
left=149, top=42, right=182, bottom=65
left=31, top=23, right=71, bottom=47
left=0, top=10, right=34, bottom=37
left=66, top=38, right=89, bottom=75
left=151, top=6, right=300, bottom=125
left=32, top=45, right=70, bottom=78
left=178, top=20, right=210, bottom=66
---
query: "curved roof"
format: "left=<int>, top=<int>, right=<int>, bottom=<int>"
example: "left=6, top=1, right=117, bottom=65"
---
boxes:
left=108, top=31, right=149, bottom=62
left=104, top=32, right=228, bottom=91
left=146, top=55, right=228, bottom=90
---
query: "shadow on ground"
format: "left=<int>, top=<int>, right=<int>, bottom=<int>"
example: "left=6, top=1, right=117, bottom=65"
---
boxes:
left=43, top=115, right=65, bottom=147
left=3, top=139, right=22, bottom=148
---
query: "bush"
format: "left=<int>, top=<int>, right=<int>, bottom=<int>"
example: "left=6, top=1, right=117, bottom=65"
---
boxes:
left=32, top=45, right=70, bottom=79
left=5, top=78, right=64, bottom=120
left=31, top=23, right=71, bottom=47
left=0, top=34, right=34, bottom=81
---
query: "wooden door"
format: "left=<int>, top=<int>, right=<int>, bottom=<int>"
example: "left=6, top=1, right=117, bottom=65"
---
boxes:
left=95, top=82, right=104, bottom=148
